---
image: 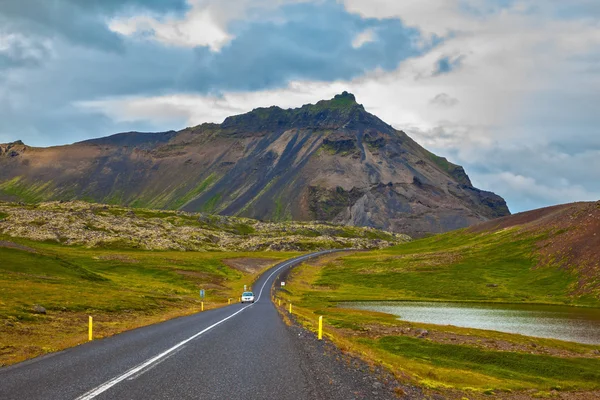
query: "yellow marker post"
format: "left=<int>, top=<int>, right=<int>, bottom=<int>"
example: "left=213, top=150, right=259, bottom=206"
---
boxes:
left=278, top=299, right=281, bottom=306
left=318, top=316, right=323, bottom=340
left=289, top=303, right=292, bottom=314
left=88, top=316, right=93, bottom=341
left=228, top=298, right=231, bottom=305
left=201, top=302, right=204, bottom=311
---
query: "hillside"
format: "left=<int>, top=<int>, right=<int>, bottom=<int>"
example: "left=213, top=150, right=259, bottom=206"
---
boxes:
left=278, top=201, right=600, bottom=396
left=0, top=92, right=509, bottom=237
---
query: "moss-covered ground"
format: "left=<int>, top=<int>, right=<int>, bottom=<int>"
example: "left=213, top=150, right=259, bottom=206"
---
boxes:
left=279, top=229, right=600, bottom=398
left=0, top=235, right=297, bottom=366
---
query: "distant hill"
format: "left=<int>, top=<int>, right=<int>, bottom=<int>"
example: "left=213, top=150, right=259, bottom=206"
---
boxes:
left=469, top=200, right=600, bottom=297
left=0, top=92, right=510, bottom=237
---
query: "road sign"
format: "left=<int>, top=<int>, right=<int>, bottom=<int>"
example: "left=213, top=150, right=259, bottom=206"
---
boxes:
left=200, top=289, right=205, bottom=299
left=280, top=282, right=285, bottom=286
left=244, top=285, right=247, bottom=291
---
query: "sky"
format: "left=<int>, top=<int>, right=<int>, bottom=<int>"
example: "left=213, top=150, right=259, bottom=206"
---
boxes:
left=1, top=0, right=599, bottom=213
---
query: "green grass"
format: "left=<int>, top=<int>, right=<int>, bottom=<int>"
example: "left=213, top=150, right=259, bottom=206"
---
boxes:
left=0, top=177, right=55, bottom=203
left=170, top=174, right=218, bottom=210
left=279, top=227, right=600, bottom=395
left=313, top=228, right=597, bottom=306
left=0, top=235, right=297, bottom=366
left=201, top=193, right=222, bottom=212
left=373, top=336, right=600, bottom=390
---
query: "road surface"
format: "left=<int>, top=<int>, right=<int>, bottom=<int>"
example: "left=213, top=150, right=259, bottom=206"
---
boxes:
left=0, top=250, right=409, bottom=400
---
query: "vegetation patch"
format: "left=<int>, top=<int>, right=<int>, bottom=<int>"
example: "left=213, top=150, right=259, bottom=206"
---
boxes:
left=278, top=225, right=600, bottom=398
left=0, top=237, right=296, bottom=367
left=170, top=174, right=218, bottom=210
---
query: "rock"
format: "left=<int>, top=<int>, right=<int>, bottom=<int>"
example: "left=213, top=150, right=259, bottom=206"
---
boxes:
left=593, top=349, right=600, bottom=355
left=486, top=283, right=499, bottom=288
left=372, top=382, right=383, bottom=389
left=32, top=304, right=46, bottom=314
left=416, top=329, right=429, bottom=338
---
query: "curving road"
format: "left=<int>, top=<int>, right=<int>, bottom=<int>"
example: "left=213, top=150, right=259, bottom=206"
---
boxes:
left=0, top=250, right=370, bottom=400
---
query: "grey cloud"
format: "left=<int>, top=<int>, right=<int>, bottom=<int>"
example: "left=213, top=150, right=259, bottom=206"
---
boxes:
left=0, top=0, right=188, bottom=51
left=430, top=93, right=459, bottom=107
left=413, top=123, right=600, bottom=213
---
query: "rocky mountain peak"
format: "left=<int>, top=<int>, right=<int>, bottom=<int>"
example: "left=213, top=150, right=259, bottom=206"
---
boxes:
left=220, top=91, right=384, bottom=134
left=0, top=140, right=27, bottom=157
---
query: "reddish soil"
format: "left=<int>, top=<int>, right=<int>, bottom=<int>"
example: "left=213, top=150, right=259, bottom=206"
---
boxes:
left=469, top=201, right=600, bottom=296
left=0, top=240, right=37, bottom=253
left=221, top=257, right=279, bottom=273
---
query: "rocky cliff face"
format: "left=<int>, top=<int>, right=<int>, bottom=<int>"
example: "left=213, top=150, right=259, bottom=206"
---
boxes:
left=0, top=92, right=510, bottom=237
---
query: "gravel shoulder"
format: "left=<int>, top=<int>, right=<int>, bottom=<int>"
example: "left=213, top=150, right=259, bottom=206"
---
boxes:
left=279, top=307, right=425, bottom=400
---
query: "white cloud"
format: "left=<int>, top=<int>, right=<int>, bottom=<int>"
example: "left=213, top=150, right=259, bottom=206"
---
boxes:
left=109, top=3, right=231, bottom=51
left=108, top=0, right=306, bottom=51
left=351, top=28, right=376, bottom=48
left=476, top=172, right=600, bottom=211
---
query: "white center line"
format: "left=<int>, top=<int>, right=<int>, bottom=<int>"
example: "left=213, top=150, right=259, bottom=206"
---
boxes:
left=74, top=251, right=331, bottom=400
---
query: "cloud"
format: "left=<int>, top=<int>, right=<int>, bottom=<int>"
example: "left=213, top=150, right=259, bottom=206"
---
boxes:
left=352, top=28, right=377, bottom=48
left=0, top=0, right=189, bottom=52
left=0, top=33, right=51, bottom=68
left=476, top=172, right=600, bottom=212
left=430, top=93, right=459, bottom=107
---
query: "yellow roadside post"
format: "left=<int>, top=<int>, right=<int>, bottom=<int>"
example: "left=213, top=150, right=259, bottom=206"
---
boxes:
left=278, top=299, right=281, bottom=306
left=201, top=302, right=204, bottom=311
left=228, top=298, right=231, bottom=305
left=318, top=316, right=323, bottom=340
left=289, top=303, right=292, bottom=314
left=88, top=316, right=93, bottom=341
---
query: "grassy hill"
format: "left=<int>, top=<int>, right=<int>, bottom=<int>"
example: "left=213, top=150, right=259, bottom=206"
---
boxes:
left=280, top=201, right=600, bottom=398
left=0, top=200, right=408, bottom=366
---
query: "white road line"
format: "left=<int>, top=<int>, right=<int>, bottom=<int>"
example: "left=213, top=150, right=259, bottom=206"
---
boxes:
left=74, top=251, right=332, bottom=400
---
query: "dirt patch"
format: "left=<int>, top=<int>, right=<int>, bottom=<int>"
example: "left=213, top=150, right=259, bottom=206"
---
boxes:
left=469, top=203, right=574, bottom=234
left=222, top=257, right=279, bottom=273
left=174, top=269, right=213, bottom=279
left=0, top=240, right=37, bottom=253
left=95, top=254, right=139, bottom=263
left=357, top=323, right=600, bottom=359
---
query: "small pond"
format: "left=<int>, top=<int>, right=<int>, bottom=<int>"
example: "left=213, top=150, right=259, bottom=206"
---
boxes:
left=343, top=301, right=600, bottom=344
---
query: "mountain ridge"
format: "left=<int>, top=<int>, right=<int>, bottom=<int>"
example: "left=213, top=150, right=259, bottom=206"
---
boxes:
left=0, top=92, right=510, bottom=237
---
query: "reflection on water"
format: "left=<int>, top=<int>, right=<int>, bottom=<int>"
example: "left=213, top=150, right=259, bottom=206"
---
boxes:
left=343, top=301, right=600, bottom=344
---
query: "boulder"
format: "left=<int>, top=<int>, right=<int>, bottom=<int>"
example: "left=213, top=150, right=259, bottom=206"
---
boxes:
left=32, top=304, right=47, bottom=314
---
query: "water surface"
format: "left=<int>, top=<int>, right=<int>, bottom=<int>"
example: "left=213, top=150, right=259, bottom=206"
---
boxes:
left=343, top=301, right=600, bottom=344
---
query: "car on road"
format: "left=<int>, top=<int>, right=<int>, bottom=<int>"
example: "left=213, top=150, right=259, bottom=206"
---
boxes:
left=241, top=292, right=255, bottom=303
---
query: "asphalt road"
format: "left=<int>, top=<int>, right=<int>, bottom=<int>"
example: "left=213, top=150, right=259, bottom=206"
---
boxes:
left=0, top=250, right=357, bottom=400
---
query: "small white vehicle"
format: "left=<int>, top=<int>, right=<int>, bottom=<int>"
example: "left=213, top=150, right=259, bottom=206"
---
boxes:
left=241, top=291, right=255, bottom=303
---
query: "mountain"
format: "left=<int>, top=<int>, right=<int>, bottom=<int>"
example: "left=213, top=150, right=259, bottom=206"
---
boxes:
left=0, top=92, right=509, bottom=237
